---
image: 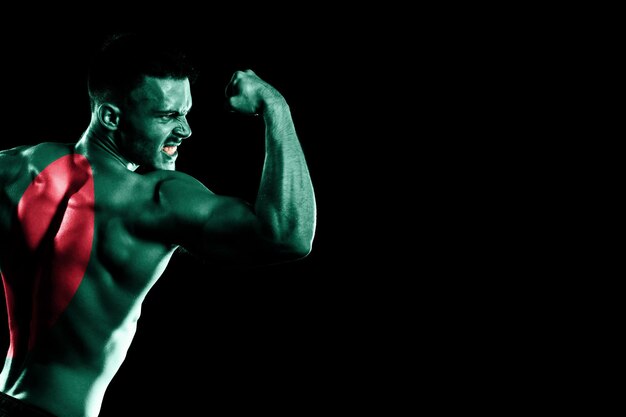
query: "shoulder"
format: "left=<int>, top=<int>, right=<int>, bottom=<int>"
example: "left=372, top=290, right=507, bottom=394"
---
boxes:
left=145, top=170, right=213, bottom=196
left=129, top=170, right=227, bottom=247
left=144, top=170, right=218, bottom=216
left=1, top=142, right=73, bottom=157
left=1, top=142, right=74, bottom=168
left=2, top=141, right=74, bottom=174
left=0, top=144, right=31, bottom=161
left=142, top=169, right=249, bottom=226
left=0, top=145, right=32, bottom=183
left=1, top=143, right=82, bottom=190
left=28, top=142, right=75, bottom=163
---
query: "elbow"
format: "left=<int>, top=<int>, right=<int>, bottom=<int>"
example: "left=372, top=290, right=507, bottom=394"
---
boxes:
left=263, top=218, right=316, bottom=262
left=277, top=233, right=314, bottom=262
left=290, top=239, right=313, bottom=260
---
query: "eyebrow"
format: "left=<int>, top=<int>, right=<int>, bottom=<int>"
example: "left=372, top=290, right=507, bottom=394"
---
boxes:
left=154, top=108, right=191, bottom=116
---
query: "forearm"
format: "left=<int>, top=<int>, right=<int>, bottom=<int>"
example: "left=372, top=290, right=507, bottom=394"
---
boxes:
left=255, top=99, right=316, bottom=257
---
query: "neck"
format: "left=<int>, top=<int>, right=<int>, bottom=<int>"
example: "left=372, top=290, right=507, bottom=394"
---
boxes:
left=75, top=122, right=138, bottom=171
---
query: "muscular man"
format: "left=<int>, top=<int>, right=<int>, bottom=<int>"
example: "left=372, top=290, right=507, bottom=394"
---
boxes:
left=0, top=33, right=316, bottom=417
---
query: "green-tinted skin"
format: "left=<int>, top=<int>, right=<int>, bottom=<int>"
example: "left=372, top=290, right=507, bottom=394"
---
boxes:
left=0, top=71, right=316, bottom=417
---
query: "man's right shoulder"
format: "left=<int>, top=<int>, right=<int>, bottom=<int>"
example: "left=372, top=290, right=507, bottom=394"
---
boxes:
left=0, top=145, right=30, bottom=182
left=0, top=144, right=29, bottom=157
left=1, top=142, right=74, bottom=182
left=1, top=142, right=73, bottom=160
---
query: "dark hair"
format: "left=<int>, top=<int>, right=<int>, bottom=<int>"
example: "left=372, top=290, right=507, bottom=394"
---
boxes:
left=87, top=32, right=197, bottom=111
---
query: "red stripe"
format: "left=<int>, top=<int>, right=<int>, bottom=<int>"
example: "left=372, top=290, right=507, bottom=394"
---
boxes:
left=6, top=154, right=94, bottom=355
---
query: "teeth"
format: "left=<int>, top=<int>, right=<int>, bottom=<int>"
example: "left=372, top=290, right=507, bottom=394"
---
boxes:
left=162, top=146, right=177, bottom=156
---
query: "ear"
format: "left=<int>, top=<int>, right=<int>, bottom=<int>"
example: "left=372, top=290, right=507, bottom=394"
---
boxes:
left=96, top=103, right=122, bottom=130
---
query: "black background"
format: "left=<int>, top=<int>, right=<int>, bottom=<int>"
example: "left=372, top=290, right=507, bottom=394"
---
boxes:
left=0, top=7, right=571, bottom=414
left=0, top=20, right=396, bottom=415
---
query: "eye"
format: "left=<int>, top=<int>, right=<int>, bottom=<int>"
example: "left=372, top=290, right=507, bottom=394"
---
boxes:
left=159, top=111, right=190, bottom=121
left=160, top=113, right=178, bottom=121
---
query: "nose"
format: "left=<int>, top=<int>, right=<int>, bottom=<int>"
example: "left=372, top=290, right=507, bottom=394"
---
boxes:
left=173, top=115, right=192, bottom=139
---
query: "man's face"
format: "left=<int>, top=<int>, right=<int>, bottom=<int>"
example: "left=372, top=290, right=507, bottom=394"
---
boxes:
left=119, top=76, right=193, bottom=171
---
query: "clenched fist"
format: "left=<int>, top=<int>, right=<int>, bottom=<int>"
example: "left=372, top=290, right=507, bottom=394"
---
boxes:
left=225, top=69, right=284, bottom=115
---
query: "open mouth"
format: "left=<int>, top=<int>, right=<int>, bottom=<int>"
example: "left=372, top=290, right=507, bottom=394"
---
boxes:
left=162, top=145, right=178, bottom=156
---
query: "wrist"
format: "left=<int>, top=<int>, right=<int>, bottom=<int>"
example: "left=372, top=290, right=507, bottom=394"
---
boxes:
left=260, top=95, right=288, bottom=117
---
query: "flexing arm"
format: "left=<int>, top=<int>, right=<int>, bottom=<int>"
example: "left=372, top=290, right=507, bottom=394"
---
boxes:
left=158, top=70, right=316, bottom=266
left=228, top=70, right=316, bottom=257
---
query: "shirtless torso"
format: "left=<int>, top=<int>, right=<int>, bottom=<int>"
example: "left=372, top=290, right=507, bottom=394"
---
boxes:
left=0, top=142, right=206, bottom=416
left=0, top=68, right=316, bottom=417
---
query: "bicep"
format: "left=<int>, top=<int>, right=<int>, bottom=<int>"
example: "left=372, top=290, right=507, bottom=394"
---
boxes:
left=156, top=176, right=289, bottom=266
